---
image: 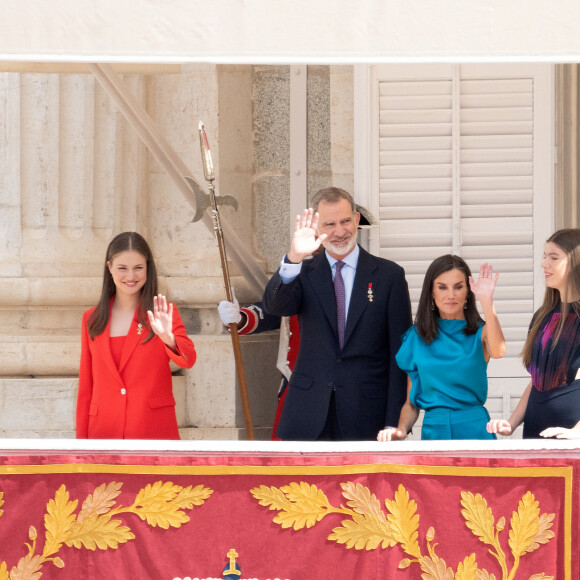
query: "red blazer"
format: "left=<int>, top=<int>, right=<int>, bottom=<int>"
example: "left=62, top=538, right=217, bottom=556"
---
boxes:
left=77, top=302, right=196, bottom=440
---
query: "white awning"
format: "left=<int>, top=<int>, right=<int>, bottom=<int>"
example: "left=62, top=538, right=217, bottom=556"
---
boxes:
left=1, top=0, right=580, bottom=66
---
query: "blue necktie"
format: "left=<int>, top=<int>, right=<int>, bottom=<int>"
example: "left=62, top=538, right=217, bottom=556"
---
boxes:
left=334, top=261, right=346, bottom=349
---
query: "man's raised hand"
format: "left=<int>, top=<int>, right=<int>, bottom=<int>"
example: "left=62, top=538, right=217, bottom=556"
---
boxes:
left=287, top=208, right=328, bottom=263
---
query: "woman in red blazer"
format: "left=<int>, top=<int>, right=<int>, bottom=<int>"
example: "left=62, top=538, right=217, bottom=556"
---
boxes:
left=77, top=232, right=196, bottom=439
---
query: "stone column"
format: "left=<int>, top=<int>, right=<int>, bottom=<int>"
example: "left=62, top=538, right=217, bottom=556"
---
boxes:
left=555, top=64, right=580, bottom=229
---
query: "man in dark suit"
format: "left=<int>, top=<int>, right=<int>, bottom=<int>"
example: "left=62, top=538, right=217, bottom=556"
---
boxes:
left=262, top=187, right=412, bottom=441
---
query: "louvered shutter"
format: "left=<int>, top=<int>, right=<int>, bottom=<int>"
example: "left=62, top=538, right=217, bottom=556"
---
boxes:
left=359, top=64, right=554, bottom=435
left=378, top=72, right=455, bottom=310
left=459, top=73, right=534, bottom=373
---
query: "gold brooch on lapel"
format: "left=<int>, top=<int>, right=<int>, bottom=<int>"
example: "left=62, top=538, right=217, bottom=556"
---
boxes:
left=137, top=323, right=143, bottom=335
left=368, top=283, right=374, bottom=302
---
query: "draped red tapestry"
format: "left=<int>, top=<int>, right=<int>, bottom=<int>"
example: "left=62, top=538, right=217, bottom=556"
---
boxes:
left=0, top=444, right=576, bottom=579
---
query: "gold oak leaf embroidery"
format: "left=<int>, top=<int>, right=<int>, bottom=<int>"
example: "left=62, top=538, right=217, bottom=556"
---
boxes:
left=251, top=482, right=335, bottom=530
left=173, top=484, right=214, bottom=509
left=127, top=481, right=205, bottom=529
left=328, top=511, right=393, bottom=550
left=0, top=480, right=212, bottom=579
left=509, top=491, right=540, bottom=557
left=455, top=553, right=478, bottom=580
left=384, top=484, right=421, bottom=558
left=252, top=482, right=556, bottom=579
left=417, top=553, right=455, bottom=580
left=133, top=481, right=183, bottom=506
left=461, top=491, right=507, bottom=574
left=280, top=482, right=334, bottom=529
left=461, top=492, right=497, bottom=548
left=43, top=485, right=78, bottom=558
left=9, top=554, right=44, bottom=580
left=505, top=491, right=554, bottom=579
left=461, top=490, right=556, bottom=580
left=64, top=514, right=134, bottom=550
left=251, top=485, right=295, bottom=513
left=64, top=481, right=134, bottom=550
left=528, top=513, right=555, bottom=553
left=328, top=482, right=395, bottom=550
left=341, top=481, right=384, bottom=520
left=77, top=481, right=123, bottom=522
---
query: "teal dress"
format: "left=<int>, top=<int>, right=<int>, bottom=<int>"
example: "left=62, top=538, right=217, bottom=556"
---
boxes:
left=396, top=318, right=496, bottom=440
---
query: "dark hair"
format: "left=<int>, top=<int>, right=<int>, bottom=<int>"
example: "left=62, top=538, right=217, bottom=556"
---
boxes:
left=415, top=254, right=483, bottom=344
left=311, top=187, right=356, bottom=214
left=87, top=232, right=158, bottom=341
left=521, top=228, right=580, bottom=367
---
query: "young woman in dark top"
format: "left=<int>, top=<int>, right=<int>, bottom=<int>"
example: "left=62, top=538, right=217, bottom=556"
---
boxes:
left=487, top=228, right=580, bottom=439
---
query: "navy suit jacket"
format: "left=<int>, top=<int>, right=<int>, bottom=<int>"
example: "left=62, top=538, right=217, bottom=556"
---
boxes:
left=262, top=246, right=412, bottom=440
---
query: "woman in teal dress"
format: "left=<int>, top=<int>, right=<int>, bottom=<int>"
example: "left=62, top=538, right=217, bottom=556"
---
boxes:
left=377, top=255, right=506, bottom=441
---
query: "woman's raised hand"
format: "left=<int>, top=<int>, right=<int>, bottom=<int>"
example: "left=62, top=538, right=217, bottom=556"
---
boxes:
left=469, top=263, right=499, bottom=302
left=147, top=294, right=175, bottom=347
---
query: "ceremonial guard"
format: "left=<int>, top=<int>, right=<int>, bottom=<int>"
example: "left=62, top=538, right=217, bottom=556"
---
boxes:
left=218, top=300, right=298, bottom=440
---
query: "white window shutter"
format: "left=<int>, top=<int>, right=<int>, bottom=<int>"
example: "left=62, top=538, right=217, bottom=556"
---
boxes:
left=459, top=74, right=534, bottom=370
left=378, top=73, right=454, bottom=307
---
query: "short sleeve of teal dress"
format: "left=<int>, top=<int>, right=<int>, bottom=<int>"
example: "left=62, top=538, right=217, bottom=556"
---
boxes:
left=395, top=319, right=495, bottom=440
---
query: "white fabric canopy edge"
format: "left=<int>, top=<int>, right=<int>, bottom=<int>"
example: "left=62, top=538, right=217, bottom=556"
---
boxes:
left=2, top=55, right=580, bottom=66
left=3, top=0, right=580, bottom=65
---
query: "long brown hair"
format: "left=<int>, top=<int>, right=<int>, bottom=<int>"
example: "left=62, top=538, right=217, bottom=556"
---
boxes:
left=415, top=254, right=483, bottom=344
left=87, top=232, right=158, bottom=341
left=521, top=229, right=580, bottom=368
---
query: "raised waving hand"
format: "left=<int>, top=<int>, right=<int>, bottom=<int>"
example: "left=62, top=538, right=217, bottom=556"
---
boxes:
left=286, top=208, right=328, bottom=263
left=147, top=294, right=176, bottom=350
left=469, top=262, right=499, bottom=302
